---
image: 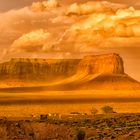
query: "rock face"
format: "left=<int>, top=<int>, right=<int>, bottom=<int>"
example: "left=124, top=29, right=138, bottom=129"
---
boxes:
left=0, top=53, right=139, bottom=90
left=77, top=53, right=124, bottom=75
left=49, top=53, right=139, bottom=90
left=0, top=58, right=80, bottom=81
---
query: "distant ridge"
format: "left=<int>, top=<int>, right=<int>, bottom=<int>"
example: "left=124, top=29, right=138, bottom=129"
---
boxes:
left=0, top=53, right=139, bottom=91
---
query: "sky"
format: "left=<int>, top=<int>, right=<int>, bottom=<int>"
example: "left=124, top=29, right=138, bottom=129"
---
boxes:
left=0, top=0, right=140, bottom=11
left=0, top=0, right=140, bottom=81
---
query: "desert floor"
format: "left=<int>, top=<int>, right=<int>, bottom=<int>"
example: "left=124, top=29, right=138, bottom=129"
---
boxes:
left=0, top=113, right=140, bottom=140
left=0, top=90, right=140, bottom=117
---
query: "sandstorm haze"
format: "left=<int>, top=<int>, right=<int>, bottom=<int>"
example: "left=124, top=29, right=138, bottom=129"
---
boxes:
left=0, top=0, right=139, bottom=81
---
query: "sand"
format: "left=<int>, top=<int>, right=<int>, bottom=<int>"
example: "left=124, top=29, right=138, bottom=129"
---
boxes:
left=0, top=90, right=140, bottom=117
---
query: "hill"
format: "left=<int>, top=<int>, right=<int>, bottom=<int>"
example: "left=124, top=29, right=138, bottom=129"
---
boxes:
left=0, top=53, right=139, bottom=90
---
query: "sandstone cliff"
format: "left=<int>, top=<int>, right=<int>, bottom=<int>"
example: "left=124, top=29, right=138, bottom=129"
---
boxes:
left=0, top=58, right=80, bottom=80
left=0, top=53, right=139, bottom=90
left=46, top=53, right=140, bottom=90
left=77, top=53, right=124, bottom=75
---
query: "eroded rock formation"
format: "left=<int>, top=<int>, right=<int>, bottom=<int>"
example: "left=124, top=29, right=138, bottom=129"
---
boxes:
left=0, top=58, right=80, bottom=81
left=77, top=53, right=124, bottom=75
left=0, top=53, right=139, bottom=90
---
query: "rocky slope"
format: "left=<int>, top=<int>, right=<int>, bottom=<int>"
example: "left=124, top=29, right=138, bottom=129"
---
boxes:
left=0, top=53, right=139, bottom=90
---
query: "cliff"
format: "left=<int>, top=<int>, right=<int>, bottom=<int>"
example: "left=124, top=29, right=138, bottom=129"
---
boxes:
left=0, top=58, right=80, bottom=81
left=47, top=53, right=139, bottom=90
left=0, top=53, right=139, bottom=90
left=77, top=53, right=124, bottom=75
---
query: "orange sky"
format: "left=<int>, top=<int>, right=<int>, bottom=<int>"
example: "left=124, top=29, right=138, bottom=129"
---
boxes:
left=0, top=0, right=140, bottom=11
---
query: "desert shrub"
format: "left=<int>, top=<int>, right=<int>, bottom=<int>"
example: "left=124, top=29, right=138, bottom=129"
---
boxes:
left=76, top=130, right=85, bottom=140
left=84, top=119, right=91, bottom=124
left=101, top=106, right=114, bottom=114
left=90, top=107, right=98, bottom=116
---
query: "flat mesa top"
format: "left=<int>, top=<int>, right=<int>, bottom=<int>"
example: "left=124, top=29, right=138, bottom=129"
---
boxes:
left=9, top=58, right=81, bottom=64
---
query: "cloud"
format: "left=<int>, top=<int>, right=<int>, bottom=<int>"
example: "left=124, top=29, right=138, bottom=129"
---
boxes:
left=116, top=7, right=140, bottom=18
left=52, top=6, right=140, bottom=53
left=66, top=1, right=126, bottom=16
left=69, top=7, right=140, bottom=37
left=10, top=29, right=51, bottom=53
left=30, top=0, right=60, bottom=12
left=0, top=0, right=140, bottom=60
left=8, top=4, right=140, bottom=56
left=0, top=1, right=70, bottom=59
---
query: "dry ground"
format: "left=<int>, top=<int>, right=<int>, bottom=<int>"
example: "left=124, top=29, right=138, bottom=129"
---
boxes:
left=0, top=113, right=140, bottom=140
left=0, top=90, right=139, bottom=117
left=0, top=90, right=139, bottom=139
